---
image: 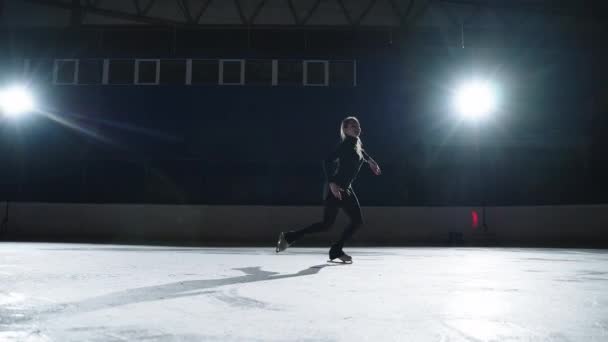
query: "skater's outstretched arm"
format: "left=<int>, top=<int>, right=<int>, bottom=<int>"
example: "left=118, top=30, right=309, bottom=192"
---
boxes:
left=362, top=150, right=382, bottom=176
left=361, top=149, right=373, bottom=163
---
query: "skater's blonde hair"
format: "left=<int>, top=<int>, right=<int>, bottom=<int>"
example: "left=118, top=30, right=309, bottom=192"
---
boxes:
left=340, top=116, right=363, bottom=159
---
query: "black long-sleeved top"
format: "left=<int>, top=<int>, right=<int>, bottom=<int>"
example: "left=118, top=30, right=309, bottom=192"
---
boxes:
left=323, top=135, right=372, bottom=189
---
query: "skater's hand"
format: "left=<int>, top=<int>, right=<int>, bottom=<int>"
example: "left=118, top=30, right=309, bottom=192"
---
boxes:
left=369, top=160, right=381, bottom=176
left=329, top=182, right=343, bottom=200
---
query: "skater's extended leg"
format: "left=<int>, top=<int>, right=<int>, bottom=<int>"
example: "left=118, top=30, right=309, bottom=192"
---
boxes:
left=284, top=194, right=340, bottom=244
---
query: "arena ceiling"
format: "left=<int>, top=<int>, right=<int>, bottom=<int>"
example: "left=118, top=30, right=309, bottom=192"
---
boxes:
left=0, top=0, right=605, bottom=31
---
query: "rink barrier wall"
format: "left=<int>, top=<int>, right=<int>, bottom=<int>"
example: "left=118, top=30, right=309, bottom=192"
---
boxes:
left=1, top=202, right=608, bottom=246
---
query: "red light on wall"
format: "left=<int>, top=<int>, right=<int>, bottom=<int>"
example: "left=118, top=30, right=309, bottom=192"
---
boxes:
left=471, top=210, right=479, bottom=229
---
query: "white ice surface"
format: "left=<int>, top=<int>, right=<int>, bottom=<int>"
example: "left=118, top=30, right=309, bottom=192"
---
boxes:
left=1, top=243, right=608, bottom=341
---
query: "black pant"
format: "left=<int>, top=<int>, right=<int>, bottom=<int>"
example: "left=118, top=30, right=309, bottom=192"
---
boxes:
left=286, top=187, right=363, bottom=259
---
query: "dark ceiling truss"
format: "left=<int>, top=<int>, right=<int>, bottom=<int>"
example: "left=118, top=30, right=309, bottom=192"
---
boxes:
left=231, top=0, right=271, bottom=26
left=175, top=0, right=216, bottom=25
left=233, top=0, right=247, bottom=25
left=21, top=0, right=410, bottom=28
left=248, top=0, right=267, bottom=25
left=336, top=0, right=353, bottom=25
left=438, top=0, right=476, bottom=27
left=78, top=0, right=101, bottom=24
left=175, top=0, right=192, bottom=23
left=438, top=0, right=601, bottom=20
left=25, top=0, right=186, bottom=26
left=300, top=0, right=322, bottom=26
left=193, top=0, right=214, bottom=24
left=390, top=0, right=428, bottom=29
left=133, top=0, right=156, bottom=16
left=355, top=0, right=379, bottom=26
left=285, top=0, right=299, bottom=25
left=19, top=0, right=604, bottom=29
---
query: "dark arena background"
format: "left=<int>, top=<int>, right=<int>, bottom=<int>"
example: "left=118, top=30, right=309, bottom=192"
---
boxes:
left=2, top=0, right=608, bottom=245
left=3, top=1, right=608, bottom=341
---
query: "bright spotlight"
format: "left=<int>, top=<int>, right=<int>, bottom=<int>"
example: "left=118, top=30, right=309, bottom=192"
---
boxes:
left=0, top=85, right=35, bottom=118
left=454, top=81, right=496, bottom=120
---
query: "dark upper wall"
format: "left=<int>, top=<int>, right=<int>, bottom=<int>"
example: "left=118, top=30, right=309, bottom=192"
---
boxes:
left=0, top=26, right=607, bottom=206
left=0, top=24, right=604, bottom=59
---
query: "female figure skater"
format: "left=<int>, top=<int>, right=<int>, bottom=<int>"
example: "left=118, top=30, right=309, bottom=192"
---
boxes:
left=276, top=116, right=381, bottom=263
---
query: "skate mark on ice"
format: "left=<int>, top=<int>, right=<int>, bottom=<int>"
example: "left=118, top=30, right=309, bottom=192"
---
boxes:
left=578, top=270, right=608, bottom=276
left=440, top=320, right=484, bottom=342
left=67, top=325, right=246, bottom=341
left=520, top=258, right=580, bottom=262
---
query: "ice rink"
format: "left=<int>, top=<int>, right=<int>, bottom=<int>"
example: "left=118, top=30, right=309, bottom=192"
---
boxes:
left=1, top=243, right=608, bottom=341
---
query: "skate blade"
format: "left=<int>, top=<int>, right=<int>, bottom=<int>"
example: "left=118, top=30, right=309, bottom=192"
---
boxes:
left=276, top=240, right=290, bottom=253
left=327, top=259, right=352, bottom=264
left=275, top=233, right=286, bottom=253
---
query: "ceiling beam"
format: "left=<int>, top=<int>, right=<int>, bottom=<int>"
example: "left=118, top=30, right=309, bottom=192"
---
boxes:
left=132, top=0, right=158, bottom=16
left=355, top=0, right=379, bottom=26
left=176, top=0, right=193, bottom=23
left=234, top=0, right=247, bottom=25
left=301, top=0, right=322, bottom=26
left=23, top=0, right=187, bottom=26
left=193, top=0, right=214, bottom=24
left=285, top=0, right=300, bottom=25
left=336, top=0, right=354, bottom=26
left=140, top=0, right=156, bottom=16
left=249, top=0, right=268, bottom=25
left=436, top=0, right=596, bottom=19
